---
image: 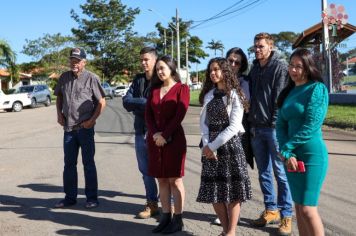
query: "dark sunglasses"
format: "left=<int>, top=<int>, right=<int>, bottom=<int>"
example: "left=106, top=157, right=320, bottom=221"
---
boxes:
left=228, top=59, right=241, bottom=66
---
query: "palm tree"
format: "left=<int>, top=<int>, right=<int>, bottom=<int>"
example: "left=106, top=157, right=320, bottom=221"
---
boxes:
left=0, top=40, right=16, bottom=66
left=0, top=39, right=18, bottom=86
left=206, top=39, right=225, bottom=57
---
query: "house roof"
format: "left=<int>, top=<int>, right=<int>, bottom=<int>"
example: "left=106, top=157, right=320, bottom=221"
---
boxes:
left=0, top=68, right=10, bottom=77
left=343, top=57, right=356, bottom=64
left=0, top=68, right=32, bottom=79
left=293, top=22, right=356, bottom=49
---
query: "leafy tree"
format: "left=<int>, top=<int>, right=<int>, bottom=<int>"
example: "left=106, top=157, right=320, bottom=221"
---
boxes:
left=271, top=31, right=299, bottom=58
left=190, top=69, right=206, bottom=82
left=339, top=48, right=356, bottom=63
left=0, top=39, right=16, bottom=67
left=22, top=33, right=73, bottom=77
left=247, top=46, right=255, bottom=60
left=71, top=0, right=140, bottom=81
left=0, top=39, right=19, bottom=84
left=186, top=36, right=208, bottom=64
left=154, top=19, right=208, bottom=67
left=117, top=31, right=148, bottom=76
left=206, top=39, right=224, bottom=57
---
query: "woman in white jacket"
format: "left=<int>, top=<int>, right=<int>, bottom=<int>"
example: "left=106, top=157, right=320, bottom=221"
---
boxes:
left=196, top=58, right=252, bottom=236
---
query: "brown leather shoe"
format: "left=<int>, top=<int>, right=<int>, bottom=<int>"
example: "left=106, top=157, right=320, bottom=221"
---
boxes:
left=278, top=217, right=292, bottom=235
left=137, top=201, right=159, bottom=219
left=252, top=210, right=280, bottom=227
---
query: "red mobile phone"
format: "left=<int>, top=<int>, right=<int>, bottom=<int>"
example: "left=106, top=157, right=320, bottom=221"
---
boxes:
left=297, top=161, right=306, bottom=173
left=287, top=161, right=306, bottom=173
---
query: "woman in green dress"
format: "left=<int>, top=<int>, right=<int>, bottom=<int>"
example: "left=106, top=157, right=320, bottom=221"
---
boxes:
left=276, top=48, right=328, bottom=236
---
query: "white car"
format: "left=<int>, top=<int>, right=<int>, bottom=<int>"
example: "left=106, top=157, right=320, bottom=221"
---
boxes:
left=114, top=85, right=129, bottom=97
left=101, top=82, right=114, bottom=99
left=190, top=82, right=202, bottom=90
left=0, top=89, right=32, bottom=112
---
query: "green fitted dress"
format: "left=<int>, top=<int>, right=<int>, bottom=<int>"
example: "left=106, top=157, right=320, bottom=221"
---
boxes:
left=276, top=81, right=328, bottom=206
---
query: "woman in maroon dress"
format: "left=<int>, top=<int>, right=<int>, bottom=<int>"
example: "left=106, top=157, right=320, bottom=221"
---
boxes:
left=145, top=55, right=190, bottom=234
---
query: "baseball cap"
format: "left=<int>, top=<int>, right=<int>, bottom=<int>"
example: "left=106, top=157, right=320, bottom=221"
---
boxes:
left=69, top=48, right=86, bottom=60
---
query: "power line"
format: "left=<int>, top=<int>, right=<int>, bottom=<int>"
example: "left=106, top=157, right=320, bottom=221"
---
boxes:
left=191, top=0, right=267, bottom=31
left=191, top=0, right=245, bottom=23
left=190, top=0, right=262, bottom=29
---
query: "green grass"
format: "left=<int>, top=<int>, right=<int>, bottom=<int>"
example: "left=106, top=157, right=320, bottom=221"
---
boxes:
left=325, top=104, right=356, bottom=129
left=190, top=90, right=356, bottom=130
left=343, top=75, right=356, bottom=83
left=190, top=90, right=201, bottom=106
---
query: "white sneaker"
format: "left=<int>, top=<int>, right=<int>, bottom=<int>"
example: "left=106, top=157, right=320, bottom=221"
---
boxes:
left=212, top=217, right=221, bottom=225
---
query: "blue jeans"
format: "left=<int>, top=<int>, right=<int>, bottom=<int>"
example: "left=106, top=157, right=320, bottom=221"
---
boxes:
left=251, top=127, right=293, bottom=218
left=135, top=134, right=158, bottom=202
left=63, top=127, right=98, bottom=203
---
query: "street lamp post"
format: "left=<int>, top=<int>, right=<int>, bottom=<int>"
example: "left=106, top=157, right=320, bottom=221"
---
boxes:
left=163, top=28, right=167, bottom=54
left=171, top=29, right=174, bottom=57
left=322, top=0, right=333, bottom=92
left=176, top=8, right=180, bottom=70
left=148, top=8, right=180, bottom=70
left=185, top=37, right=189, bottom=84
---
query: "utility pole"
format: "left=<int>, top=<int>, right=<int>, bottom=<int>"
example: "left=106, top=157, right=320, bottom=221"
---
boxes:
left=171, top=29, right=174, bottom=58
left=196, top=63, right=199, bottom=83
left=176, top=8, right=180, bottom=70
left=163, top=29, right=167, bottom=54
left=322, top=0, right=333, bottom=92
left=148, top=8, right=175, bottom=57
left=185, top=37, right=189, bottom=84
left=346, top=57, right=349, bottom=76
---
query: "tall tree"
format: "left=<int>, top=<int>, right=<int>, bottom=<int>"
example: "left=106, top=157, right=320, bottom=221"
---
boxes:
left=71, top=0, right=140, bottom=81
left=271, top=31, right=299, bottom=58
left=339, top=48, right=356, bottom=62
left=0, top=39, right=16, bottom=67
left=154, top=19, right=208, bottom=67
left=22, top=33, right=73, bottom=76
left=0, top=40, right=19, bottom=84
left=206, top=39, right=224, bottom=57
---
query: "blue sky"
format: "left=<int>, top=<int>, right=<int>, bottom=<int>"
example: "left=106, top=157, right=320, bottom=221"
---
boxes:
left=1, top=0, right=355, bottom=70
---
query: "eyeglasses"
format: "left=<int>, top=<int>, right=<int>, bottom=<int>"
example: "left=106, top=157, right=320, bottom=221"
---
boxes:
left=228, top=59, right=241, bottom=66
left=288, top=64, right=304, bottom=71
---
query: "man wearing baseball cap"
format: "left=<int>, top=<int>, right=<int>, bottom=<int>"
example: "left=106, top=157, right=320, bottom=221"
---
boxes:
left=54, top=47, right=106, bottom=209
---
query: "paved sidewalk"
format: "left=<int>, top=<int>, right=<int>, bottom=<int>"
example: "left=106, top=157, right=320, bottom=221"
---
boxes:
left=1, top=102, right=355, bottom=235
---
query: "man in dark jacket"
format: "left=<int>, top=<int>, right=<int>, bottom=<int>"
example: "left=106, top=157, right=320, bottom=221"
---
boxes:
left=248, top=33, right=293, bottom=235
left=122, top=47, right=159, bottom=219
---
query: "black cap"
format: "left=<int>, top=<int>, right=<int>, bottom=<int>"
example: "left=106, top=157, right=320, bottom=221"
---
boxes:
left=69, top=48, right=86, bottom=60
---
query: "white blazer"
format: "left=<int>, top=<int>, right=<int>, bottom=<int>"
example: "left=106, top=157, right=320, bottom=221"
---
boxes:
left=200, top=88, right=245, bottom=152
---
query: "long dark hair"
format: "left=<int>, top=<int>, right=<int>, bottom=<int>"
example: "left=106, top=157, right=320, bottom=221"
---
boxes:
left=226, top=47, right=248, bottom=76
left=277, top=48, right=324, bottom=108
left=199, top=57, right=249, bottom=111
left=151, top=55, right=181, bottom=88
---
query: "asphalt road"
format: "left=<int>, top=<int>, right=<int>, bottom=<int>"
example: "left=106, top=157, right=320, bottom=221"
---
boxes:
left=0, top=98, right=355, bottom=236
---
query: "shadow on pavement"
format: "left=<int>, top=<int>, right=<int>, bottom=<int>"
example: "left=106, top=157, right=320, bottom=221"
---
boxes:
left=238, top=217, right=280, bottom=235
left=18, top=183, right=145, bottom=200
left=1, top=184, right=200, bottom=235
left=0, top=194, right=193, bottom=235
